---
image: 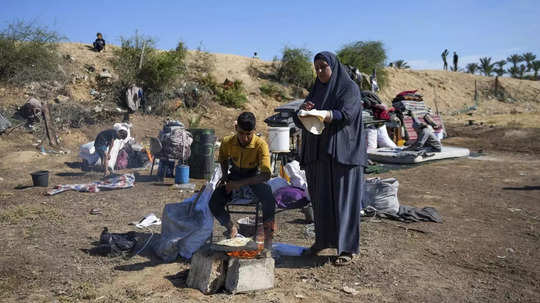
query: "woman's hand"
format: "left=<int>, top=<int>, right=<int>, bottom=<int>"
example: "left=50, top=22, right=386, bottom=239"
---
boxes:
left=300, top=101, right=315, bottom=111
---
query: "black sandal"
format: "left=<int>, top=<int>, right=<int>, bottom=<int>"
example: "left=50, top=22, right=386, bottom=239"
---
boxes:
left=334, top=253, right=354, bottom=266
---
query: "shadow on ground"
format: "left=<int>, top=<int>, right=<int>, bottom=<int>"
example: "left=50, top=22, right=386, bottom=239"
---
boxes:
left=165, top=269, right=190, bottom=288
left=502, top=185, right=540, bottom=191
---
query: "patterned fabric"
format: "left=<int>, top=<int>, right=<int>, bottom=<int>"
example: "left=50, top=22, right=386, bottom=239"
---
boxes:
left=125, top=85, right=143, bottom=111
left=46, top=173, right=135, bottom=195
left=160, top=128, right=193, bottom=160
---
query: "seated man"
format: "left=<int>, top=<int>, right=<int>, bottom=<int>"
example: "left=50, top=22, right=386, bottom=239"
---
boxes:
left=94, top=128, right=128, bottom=176
left=405, top=111, right=442, bottom=152
left=93, top=32, right=106, bottom=52
left=209, top=112, right=276, bottom=249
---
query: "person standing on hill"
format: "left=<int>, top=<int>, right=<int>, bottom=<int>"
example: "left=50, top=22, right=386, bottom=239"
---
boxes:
left=293, top=51, right=366, bottom=266
left=93, top=33, right=106, bottom=52
left=441, top=49, right=449, bottom=70
left=453, top=51, right=459, bottom=72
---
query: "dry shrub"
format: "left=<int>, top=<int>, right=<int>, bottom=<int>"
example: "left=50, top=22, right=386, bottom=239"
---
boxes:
left=0, top=21, right=65, bottom=84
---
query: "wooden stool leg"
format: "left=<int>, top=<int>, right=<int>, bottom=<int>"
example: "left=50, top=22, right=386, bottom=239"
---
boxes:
left=150, top=157, right=156, bottom=175
left=254, top=200, right=260, bottom=242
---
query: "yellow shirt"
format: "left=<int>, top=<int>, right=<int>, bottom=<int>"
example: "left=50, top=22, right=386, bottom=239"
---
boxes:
left=218, top=134, right=271, bottom=175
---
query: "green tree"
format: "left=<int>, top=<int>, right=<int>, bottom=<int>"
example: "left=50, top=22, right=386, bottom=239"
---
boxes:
left=337, top=41, right=387, bottom=88
left=518, top=64, right=527, bottom=79
left=465, top=63, right=479, bottom=74
left=531, top=60, right=540, bottom=80
left=493, top=60, right=506, bottom=76
left=494, top=60, right=506, bottom=70
left=0, top=21, right=64, bottom=84
left=393, top=60, right=410, bottom=69
left=112, top=32, right=186, bottom=93
left=506, top=54, right=523, bottom=70
left=493, top=68, right=505, bottom=77
left=522, top=52, right=536, bottom=72
left=276, top=47, right=314, bottom=89
left=478, top=57, right=495, bottom=76
left=507, top=66, right=519, bottom=78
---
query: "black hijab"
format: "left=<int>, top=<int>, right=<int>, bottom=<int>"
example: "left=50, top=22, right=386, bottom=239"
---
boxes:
left=295, top=51, right=366, bottom=166
left=309, top=51, right=358, bottom=110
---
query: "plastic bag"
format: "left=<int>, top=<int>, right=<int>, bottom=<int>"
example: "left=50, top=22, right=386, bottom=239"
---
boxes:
left=153, top=167, right=221, bottom=261
left=274, top=186, right=309, bottom=209
left=363, top=177, right=400, bottom=214
left=79, top=141, right=101, bottom=166
left=377, top=125, right=397, bottom=148
left=283, top=160, right=310, bottom=200
left=272, top=243, right=306, bottom=257
left=267, top=177, right=289, bottom=193
left=95, top=227, right=137, bottom=257
left=366, top=127, right=378, bottom=151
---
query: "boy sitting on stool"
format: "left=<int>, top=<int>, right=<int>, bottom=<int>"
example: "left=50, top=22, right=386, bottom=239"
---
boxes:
left=209, top=112, right=276, bottom=250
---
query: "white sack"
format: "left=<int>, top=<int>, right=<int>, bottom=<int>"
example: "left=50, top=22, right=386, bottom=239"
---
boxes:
left=366, top=127, right=378, bottom=151
left=376, top=125, right=397, bottom=148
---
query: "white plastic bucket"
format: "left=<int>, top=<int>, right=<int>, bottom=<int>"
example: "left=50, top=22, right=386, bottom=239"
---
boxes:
left=268, top=127, right=289, bottom=152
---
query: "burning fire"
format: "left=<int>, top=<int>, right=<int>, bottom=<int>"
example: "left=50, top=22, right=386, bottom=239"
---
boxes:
left=226, top=248, right=262, bottom=259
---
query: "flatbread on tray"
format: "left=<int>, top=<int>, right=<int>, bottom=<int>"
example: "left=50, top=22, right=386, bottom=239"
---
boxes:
left=216, top=237, right=252, bottom=247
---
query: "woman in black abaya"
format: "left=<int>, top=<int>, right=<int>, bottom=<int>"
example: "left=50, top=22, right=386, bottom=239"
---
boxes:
left=293, top=51, right=366, bottom=266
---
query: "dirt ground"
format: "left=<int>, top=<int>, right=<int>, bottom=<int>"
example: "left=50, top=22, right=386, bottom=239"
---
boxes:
left=0, top=113, right=539, bottom=303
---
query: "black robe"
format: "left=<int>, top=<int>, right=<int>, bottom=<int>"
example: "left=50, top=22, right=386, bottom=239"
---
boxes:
left=293, top=51, right=366, bottom=254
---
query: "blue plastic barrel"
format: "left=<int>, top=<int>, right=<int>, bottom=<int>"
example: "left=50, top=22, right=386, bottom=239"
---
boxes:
left=175, top=165, right=190, bottom=184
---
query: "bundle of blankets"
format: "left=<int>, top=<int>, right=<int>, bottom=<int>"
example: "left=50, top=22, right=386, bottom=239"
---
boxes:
left=158, top=120, right=193, bottom=161
left=392, top=90, right=430, bottom=116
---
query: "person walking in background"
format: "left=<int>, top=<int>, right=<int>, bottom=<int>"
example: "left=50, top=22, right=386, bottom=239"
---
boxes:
left=453, top=51, right=459, bottom=72
left=293, top=51, right=366, bottom=266
left=441, top=49, right=449, bottom=70
left=93, top=32, right=106, bottom=52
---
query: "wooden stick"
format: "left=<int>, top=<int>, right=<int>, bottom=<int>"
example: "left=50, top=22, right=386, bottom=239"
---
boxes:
left=41, top=102, right=58, bottom=146
left=4, top=122, right=25, bottom=135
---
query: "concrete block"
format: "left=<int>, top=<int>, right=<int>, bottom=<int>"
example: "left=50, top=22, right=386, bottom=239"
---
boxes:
left=225, top=256, right=274, bottom=293
left=186, top=249, right=227, bottom=294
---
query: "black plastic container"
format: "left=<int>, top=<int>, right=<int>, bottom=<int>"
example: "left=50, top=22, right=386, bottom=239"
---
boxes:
left=31, top=170, right=49, bottom=187
left=189, top=128, right=216, bottom=180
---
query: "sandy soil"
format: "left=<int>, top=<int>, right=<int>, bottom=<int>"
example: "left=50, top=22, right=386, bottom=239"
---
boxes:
left=1, top=114, right=539, bottom=302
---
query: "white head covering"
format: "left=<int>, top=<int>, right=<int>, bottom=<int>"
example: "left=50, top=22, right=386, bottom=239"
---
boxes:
left=113, top=122, right=130, bottom=133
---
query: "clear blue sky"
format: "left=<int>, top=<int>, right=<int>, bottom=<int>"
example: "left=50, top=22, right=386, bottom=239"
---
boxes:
left=2, top=0, right=539, bottom=70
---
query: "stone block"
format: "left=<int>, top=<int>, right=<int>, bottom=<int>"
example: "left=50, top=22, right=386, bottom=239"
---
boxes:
left=225, top=256, right=274, bottom=294
left=186, top=249, right=227, bottom=294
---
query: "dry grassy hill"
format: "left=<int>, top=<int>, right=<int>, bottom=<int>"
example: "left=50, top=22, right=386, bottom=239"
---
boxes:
left=1, top=42, right=539, bottom=142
